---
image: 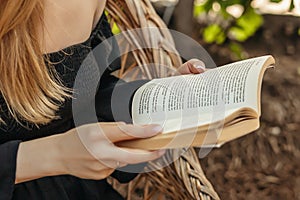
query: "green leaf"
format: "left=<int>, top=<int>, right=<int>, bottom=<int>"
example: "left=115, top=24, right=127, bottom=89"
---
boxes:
left=229, top=27, right=248, bottom=41
left=237, top=8, right=263, bottom=34
left=202, top=0, right=214, bottom=12
left=216, top=31, right=226, bottom=44
left=104, top=10, right=121, bottom=35
left=229, top=8, right=263, bottom=41
left=111, top=22, right=121, bottom=35
left=203, top=24, right=223, bottom=43
left=194, top=4, right=206, bottom=17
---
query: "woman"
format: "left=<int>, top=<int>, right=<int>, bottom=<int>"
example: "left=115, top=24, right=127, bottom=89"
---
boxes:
left=0, top=0, right=206, bottom=199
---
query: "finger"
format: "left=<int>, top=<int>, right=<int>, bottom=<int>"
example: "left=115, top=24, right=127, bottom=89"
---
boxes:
left=100, top=122, right=163, bottom=143
left=106, top=147, right=166, bottom=165
left=178, top=59, right=206, bottom=74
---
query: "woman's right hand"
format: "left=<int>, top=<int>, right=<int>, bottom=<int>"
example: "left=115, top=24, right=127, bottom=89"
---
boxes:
left=16, top=122, right=164, bottom=183
left=59, top=122, right=164, bottom=180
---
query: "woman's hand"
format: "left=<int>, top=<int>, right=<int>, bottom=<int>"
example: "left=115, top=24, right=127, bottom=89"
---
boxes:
left=16, top=122, right=164, bottom=183
left=177, top=59, right=206, bottom=74
left=59, top=122, right=164, bottom=180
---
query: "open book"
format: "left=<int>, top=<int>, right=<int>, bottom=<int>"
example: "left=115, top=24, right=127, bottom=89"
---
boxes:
left=117, top=55, right=275, bottom=150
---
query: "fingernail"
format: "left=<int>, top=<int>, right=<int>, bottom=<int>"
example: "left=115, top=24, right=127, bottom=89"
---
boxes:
left=194, top=64, right=206, bottom=71
left=151, top=125, right=163, bottom=133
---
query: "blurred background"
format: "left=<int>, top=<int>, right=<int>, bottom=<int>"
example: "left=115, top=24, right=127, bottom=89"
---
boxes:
left=152, top=0, right=300, bottom=199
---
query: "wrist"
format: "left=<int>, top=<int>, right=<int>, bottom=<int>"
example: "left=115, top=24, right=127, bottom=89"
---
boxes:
left=15, top=134, right=66, bottom=183
left=46, top=134, right=68, bottom=176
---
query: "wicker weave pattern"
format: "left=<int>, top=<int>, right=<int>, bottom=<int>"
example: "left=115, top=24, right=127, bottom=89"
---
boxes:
left=106, top=0, right=182, bottom=80
left=145, top=149, right=220, bottom=200
left=106, top=1, right=220, bottom=199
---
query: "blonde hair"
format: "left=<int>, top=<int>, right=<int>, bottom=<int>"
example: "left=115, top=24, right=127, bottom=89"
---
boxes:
left=0, top=0, right=70, bottom=125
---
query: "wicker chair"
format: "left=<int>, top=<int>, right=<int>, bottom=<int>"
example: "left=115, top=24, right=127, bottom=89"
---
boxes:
left=106, top=1, right=220, bottom=199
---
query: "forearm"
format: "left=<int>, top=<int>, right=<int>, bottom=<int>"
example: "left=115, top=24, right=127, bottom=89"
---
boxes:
left=15, top=134, right=65, bottom=184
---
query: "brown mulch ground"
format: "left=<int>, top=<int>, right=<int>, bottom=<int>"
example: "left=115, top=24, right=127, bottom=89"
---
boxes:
left=198, top=14, right=300, bottom=200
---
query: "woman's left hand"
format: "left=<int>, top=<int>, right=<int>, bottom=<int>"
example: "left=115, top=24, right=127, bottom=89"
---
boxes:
left=177, top=59, right=206, bottom=75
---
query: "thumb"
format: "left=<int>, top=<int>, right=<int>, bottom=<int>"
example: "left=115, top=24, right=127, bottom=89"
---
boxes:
left=178, top=59, right=206, bottom=74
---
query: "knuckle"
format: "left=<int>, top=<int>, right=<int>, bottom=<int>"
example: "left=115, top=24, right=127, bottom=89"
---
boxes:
left=80, top=127, right=104, bottom=140
left=89, top=162, right=102, bottom=171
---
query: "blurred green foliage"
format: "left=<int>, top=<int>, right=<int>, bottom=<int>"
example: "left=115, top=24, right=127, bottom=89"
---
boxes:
left=111, top=22, right=121, bottom=35
left=194, top=0, right=264, bottom=58
left=105, top=11, right=121, bottom=35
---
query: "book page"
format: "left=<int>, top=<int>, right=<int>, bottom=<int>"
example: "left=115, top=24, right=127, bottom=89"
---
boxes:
left=132, top=56, right=274, bottom=133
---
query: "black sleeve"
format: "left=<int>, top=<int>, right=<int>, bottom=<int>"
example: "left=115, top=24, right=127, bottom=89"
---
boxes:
left=0, top=141, right=21, bottom=200
left=95, top=74, right=149, bottom=123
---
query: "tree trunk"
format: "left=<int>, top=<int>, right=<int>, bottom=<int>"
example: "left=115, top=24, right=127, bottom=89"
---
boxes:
left=171, top=0, right=195, bottom=36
